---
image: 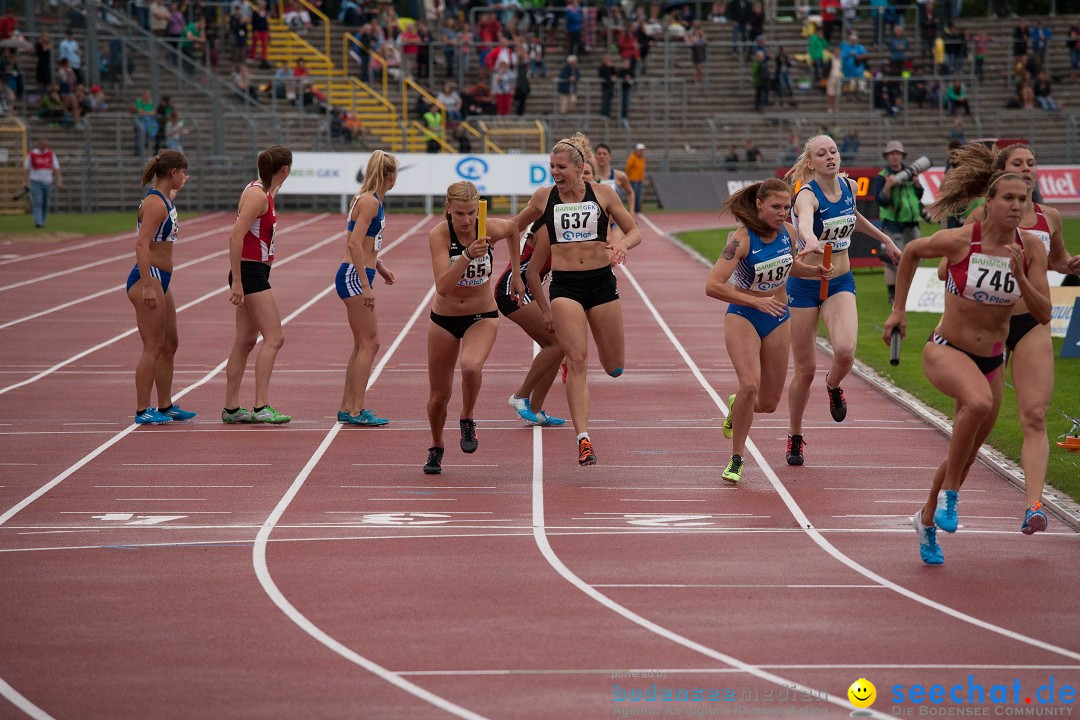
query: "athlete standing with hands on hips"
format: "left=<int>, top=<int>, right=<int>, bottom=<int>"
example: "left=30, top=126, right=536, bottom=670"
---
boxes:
left=128, top=150, right=197, bottom=425
left=423, top=182, right=525, bottom=475
left=884, top=170, right=1050, bottom=565
left=222, top=145, right=293, bottom=425
left=783, top=135, right=902, bottom=465
left=513, top=133, right=641, bottom=466
left=337, top=150, right=398, bottom=427
left=707, top=179, right=831, bottom=483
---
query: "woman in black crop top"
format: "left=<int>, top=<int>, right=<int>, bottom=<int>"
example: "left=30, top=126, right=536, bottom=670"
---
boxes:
left=512, top=133, right=642, bottom=467
left=884, top=169, right=1050, bottom=566
left=421, top=180, right=524, bottom=476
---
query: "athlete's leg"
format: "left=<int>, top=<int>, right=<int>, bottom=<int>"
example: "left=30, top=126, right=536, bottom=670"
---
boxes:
left=426, top=320, right=461, bottom=448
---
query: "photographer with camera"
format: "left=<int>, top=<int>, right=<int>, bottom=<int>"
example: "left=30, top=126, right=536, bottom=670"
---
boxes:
left=21, top=136, right=63, bottom=229
left=873, top=140, right=927, bottom=305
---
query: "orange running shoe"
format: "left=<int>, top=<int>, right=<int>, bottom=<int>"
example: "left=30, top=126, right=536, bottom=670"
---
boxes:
left=578, top=437, right=597, bottom=466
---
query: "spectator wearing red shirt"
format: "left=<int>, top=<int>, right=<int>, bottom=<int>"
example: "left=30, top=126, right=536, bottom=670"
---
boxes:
left=401, top=22, right=421, bottom=78
left=477, top=13, right=501, bottom=70
left=618, top=24, right=640, bottom=76
left=820, top=0, right=841, bottom=44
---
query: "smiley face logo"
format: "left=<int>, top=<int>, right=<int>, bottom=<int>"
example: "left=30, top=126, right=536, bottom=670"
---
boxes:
left=847, top=678, right=876, bottom=709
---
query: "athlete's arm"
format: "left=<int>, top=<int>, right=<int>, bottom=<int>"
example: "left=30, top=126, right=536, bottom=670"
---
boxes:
left=1016, top=230, right=1052, bottom=325
left=793, top=188, right=822, bottom=257
left=491, top=217, right=525, bottom=300
left=1041, top=206, right=1078, bottom=274
left=598, top=183, right=641, bottom=260
left=788, top=221, right=832, bottom=279
left=511, top=186, right=547, bottom=232
left=347, top=194, right=378, bottom=304
left=134, top=195, right=167, bottom=310
left=705, top=227, right=787, bottom=317
left=884, top=227, right=970, bottom=341
left=228, top=186, right=268, bottom=306
left=615, top=169, right=635, bottom=213
left=526, top=227, right=554, bottom=332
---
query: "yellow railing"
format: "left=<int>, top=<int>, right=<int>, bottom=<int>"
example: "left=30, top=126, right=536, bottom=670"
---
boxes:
left=459, top=121, right=504, bottom=154
left=342, top=34, right=388, bottom=99
left=409, top=120, right=456, bottom=153
left=402, top=77, right=445, bottom=136
left=478, top=119, right=546, bottom=153
left=275, top=0, right=330, bottom=60
left=0, top=116, right=28, bottom=215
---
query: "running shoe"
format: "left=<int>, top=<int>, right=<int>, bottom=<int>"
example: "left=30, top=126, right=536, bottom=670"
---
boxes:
left=337, top=410, right=351, bottom=423
left=508, top=394, right=539, bottom=424
left=160, top=403, right=197, bottom=421
left=252, top=406, right=292, bottom=424
left=914, top=510, right=944, bottom=566
left=347, top=409, right=389, bottom=426
left=534, top=410, right=566, bottom=426
left=786, top=434, right=805, bottom=466
left=459, top=418, right=478, bottom=453
left=722, top=394, right=736, bottom=439
left=934, top=489, right=959, bottom=533
left=578, top=437, right=597, bottom=466
left=1021, top=502, right=1048, bottom=535
left=826, top=382, right=847, bottom=422
left=722, top=454, right=744, bottom=484
left=423, top=446, right=445, bottom=475
left=221, top=407, right=255, bottom=424
left=560, top=362, right=568, bottom=383
left=135, top=408, right=173, bottom=425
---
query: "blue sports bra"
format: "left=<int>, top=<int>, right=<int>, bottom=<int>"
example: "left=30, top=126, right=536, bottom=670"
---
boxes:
left=347, top=192, right=386, bottom=250
left=139, top=189, right=177, bottom=243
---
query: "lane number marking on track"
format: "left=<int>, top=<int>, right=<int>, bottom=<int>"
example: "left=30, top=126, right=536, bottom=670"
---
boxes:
left=91, top=513, right=187, bottom=525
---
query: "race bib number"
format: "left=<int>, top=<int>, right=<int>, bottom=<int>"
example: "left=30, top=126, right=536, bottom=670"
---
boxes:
left=554, top=201, right=601, bottom=243
left=374, top=215, right=386, bottom=251
left=268, top=220, right=277, bottom=260
left=752, top=253, right=793, bottom=292
left=167, top=206, right=179, bottom=243
left=820, top=214, right=855, bottom=252
left=966, top=253, right=1018, bottom=305
left=453, top=251, right=493, bottom=287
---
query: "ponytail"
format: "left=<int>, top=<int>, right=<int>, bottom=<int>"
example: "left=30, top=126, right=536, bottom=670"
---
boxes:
left=257, top=144, right=293, bottom=189
left=928, top=142, right=998, bottom=221
left=358, top=150, right=398, bottom=197
left=141, top=149, right=187, bottom=186
left=722, top=178, right=792, bottom=237
left=783, top=134, right=834, bottom=187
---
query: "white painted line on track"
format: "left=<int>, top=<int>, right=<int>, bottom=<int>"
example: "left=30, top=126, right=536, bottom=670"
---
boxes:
left=618, top=253, right=1080, bottom=663
left=0, top=218, right=238, bottom=293
left=121, top=463, right=273, bottom=466
left=0, top=215, right=328, bottom=329
left=0, top=212, right=226, bottom=268
left=0, top=217, right=340, bottom=397
left=0, top=677, right=57, bottom=720
left=94, top=485, right=255, bottom=488
left=593, top=583, right=884, bottom=589
left=531, top=404, right=890, bottom=719
left=253, top=223, right=491, bottom=718
left=394, top=664, right=1080, bottom=677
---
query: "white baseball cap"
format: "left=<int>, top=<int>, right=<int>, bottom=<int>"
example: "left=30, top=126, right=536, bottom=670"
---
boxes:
left=635, top=143, right=646, bottom=150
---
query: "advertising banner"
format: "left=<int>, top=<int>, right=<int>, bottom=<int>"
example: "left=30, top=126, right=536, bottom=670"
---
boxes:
left=920, top=166, right=1080, bottom=204
left=280, top=152, right=554, bottom=196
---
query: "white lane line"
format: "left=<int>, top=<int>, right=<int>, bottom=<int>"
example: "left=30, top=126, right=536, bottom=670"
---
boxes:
left=531, top=417, right=888, bottom=719
left=254, top=268, right=490, bottom=718
left=0, top=218, right=238, bottom=293
left=366, top=498, right=457, bottom=501
left=0, top=215, right=327, bottom=330
left=341, top=486, right=498, bottom=489
left=618, top=256, right=1080, bottom=663
left=825, top=488, right=986, bottom=492
left=0, top=678, right=57, bottom=720
left=114, top=498, right=206, bottom=501
left=394, top=664, right=1080, bottom=677
left=0, top=212, right=226, bottom=268
left=617, top=499, right=710, bottom=503
left=121, top=463, right=273, bottom=467
left=583, top=487, right=734, bottom=491
left=593, top=584, right=884, bottom=589
left=94, top=485, right=254, bottom=488
left=0, top=218, right=340, bottom=398
left=349, top=463, right=501, bottom=467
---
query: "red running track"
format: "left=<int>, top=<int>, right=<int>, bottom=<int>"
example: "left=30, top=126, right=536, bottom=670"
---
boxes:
left=0, top=212, right=1077, bottom=720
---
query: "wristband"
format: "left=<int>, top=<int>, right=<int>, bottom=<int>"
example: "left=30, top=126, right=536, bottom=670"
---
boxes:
left=376, top=259, right=382, bottom=266
left=462, top=247, right=473, bottom=261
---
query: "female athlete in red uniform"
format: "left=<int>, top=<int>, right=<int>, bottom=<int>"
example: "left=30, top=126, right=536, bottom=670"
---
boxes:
left=222, top=145, right=293, bottom=425
left=884, top=168, right=1050, bottom=565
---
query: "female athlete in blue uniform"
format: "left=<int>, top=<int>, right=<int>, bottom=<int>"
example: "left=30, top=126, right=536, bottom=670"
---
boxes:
left=128, top=150, right=196, bottom=425
left=337, top=150, right=398, bottom=427
left=423, top=181, right=524, bottom=475
left=706, top=179, right=830, bottom=483
left=884, top=171, right=1050, bottom=565
left=783, top=135, right=901, bottom=465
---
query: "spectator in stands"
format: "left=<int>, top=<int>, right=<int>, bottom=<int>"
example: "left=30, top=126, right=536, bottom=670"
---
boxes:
left=416, top=21, right=432, bottom=79
left=747, top=2, right=765, bottom=49
left=946, top=79, right=969, bottom=116
left=782, top=133, right=801, bottom=164
left=34, top=32, right=51, bottom=97
left=808, top=25, right=827, bottom=85
left=528, top=34, right=547, bottom=78
left=36, top=85, right=66, bottom=123
left=180, top=16, right=205, bottom=76
left=565, top=0, right=584, bottom=57
left=234, top=63, right=258, bottom=102
left=751, top=39, right=770, bottom=111
left=165, top=4, right=186, bottom=62
left=686, top=21, right=706, bottom=84
left=557, top=54, right=579, bottom=115
left=59, top=29, right=82, bottom=85
left=840, top=31, right=867, bottom=87
left=948, top=118, right=966, bottom=143
left=228, top=4, right=248, bottom=66
left=153, top=95, right=172, bottom=151
left=22, top=137, right=63, bottom=229
left=164, top=110, right=190, bottom=151
left=1068, top=22, right=1079, bottom=79
left=820, top=0, right=841, bottom=44
left=887, top=25, right=909, bottom=77
left=932, top=32, right=947, bottom=75
left=626, top=143, right=645, bottom=212
left=422, top=103, right=443, bottom=152
left=464, top=79, right=495, bottom=116
left=283, top=1, right=313, bottom=32
left=0, top=10, right=17, bottom=41
left=873, top=139, right=924, bottom=305
left=513, top=46, right=531, bottom=116
left=86, top=84, right=108, bottom=112
left=441, top=19, right=458, bottom=80
left=250, top=0, right=271, bottom=68
left=727, top=0, right=748, bottom=54
left=825, top=44, right=842, bottom=112
left=942, top=23, right=966, bottom=73
left=1, top=49, right=24, bottom=103
left=744, top=139, right=763, bottom=165
left=620, top=22, right=641, bottom=76
left=401, top=21, right=421, bottom=78
left=55, top=58, right=81, bottom=125
left=150, top=0, right=169, bottom=37
left=1012, top=21, right=1028, bottom=61
left=492, top=60, right=513, bottom=115
left=840, top=128, right=859, bottom=157
left=635, top=20, right=652, bottom=74
left=134, top=90, right=157, bottom=155
left=338, top=0, right=363, bottom=26
left=724, top=144, right=740, bottom=171
left=477, top=12, right=501, bottom=70
left=271, top=63, right=290, bottom=100
left=598, top=54, right=616, bottom=118
left=437, top=80, right=463, bottom=122
left=920, top=3, right=938, bottom=59
left=1034, top=71, right=1057, bottom=111
left=775, top=45, right=794, bottom=105
left=618, top=57, right=634, bottom=122
left=1030, top=20, right=1051, bottom=69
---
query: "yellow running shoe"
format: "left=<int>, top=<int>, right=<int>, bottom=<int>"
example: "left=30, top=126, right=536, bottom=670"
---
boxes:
left=722, top=454, right=744, bottom=484
left=722, top=394, right=736, bottom=439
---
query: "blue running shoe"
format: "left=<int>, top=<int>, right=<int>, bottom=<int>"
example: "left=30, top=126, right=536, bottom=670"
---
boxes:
left=1021, top=502, right=1048, bottom=535
left=934, top=489, right=959, bottom=533
left=914, top=510, right=944, bottom=566
left=347, top=409, right=389, bottom=426
left=535, top=410, right=566, bottom=426
left=135, top=408, right=173, bottom=425
left=509, top=394, right=539, bottom=424
left=337, top=411, right=351, bottom=423
left=161, top=403, right=197, bottom=421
